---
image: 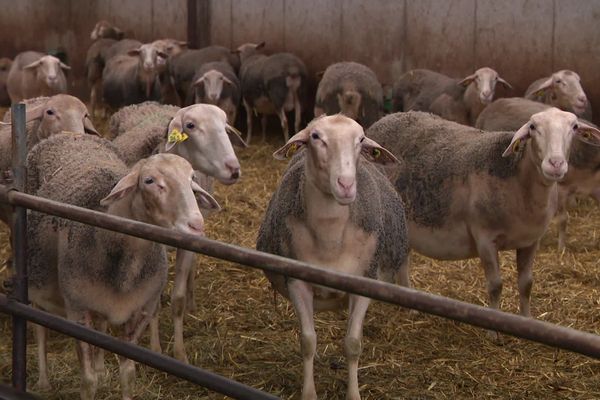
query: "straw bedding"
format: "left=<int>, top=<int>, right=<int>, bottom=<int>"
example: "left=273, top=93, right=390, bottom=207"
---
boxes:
left=0, top=107, right=599, bottom=399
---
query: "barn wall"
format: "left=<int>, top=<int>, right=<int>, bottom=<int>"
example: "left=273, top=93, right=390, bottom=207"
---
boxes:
left=0, top=0, right=599, bottom=121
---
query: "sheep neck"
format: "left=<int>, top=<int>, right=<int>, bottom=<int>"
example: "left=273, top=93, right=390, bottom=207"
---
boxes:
left=516, top=143, right=558, bottom=211
left=104, top=192, right=156, bottom=249
left=303, top=165, right=351, bottom=250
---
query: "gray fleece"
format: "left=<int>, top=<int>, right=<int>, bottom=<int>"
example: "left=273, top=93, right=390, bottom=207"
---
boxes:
left=257, top=151, right=408, bottom=289
left=367, top=111, right=523, bottom=227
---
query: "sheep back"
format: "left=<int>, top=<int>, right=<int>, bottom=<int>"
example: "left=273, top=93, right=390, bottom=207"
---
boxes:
left=367, top=112, right=522, bottom=227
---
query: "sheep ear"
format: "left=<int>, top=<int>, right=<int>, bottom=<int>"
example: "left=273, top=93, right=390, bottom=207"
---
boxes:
left=60, top=62, right=71, bottom=71
left=273, top=128, right=310, bottom=160
left=497, top=76, right=513, bottom=90
left=502, top=122, right=531, bottom=157
left=226, top=124, right=248, bottom=148
left=193, top=76, right=205, bottom=87
left=222, top=75, right=234, bottom=85
left=177, top=41, right=188, bottom=48
left=100, top=171, right=139, bottom=205
left=114, top=27, right=125, bottom=40
left=23, top=59, right=42, bottom=70
left=165, top=114, right=185, bottom=152
left=361, top=137, right=398, bottom=165
left=255, top=41, right=266, bottom=50
left=83, top=115, right=99, bottom=136
left=127, top=48, right=141, bottom=57
left=157, top=50, right=168, bottom=59
left=458, top=73, right=477, bottom=87
left=191, top=180, right=221, bottom=211
left=529, top=77, right=553, bottom=98
left=575, top=121, right=600, bottom=146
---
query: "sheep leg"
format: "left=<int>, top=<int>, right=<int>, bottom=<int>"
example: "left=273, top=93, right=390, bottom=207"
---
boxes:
left=397, top=253, right=411, bottom=288
left=70, top=310, right=98, bottom=400
left=294, top=93, right=302, bottom=134
left=149, top=305, right=162, bottom=354
left=476, top=239, right=502, bottom=340
left=557, top=189, right=569, bottom=252
left=90, top=83, right=98, bottom=118
left=345, top=295, right=371, bottom=400
left=185, top=262, right=197, bottom=313
left=93, top=318, right=108, bottom=382
left=277, top=108, right=289, bottom=143
left=261, top=115, right=268, bottom=142
left=34, top=323, right=52, bottom=391
left=516, top=242, right=538, bottom=318
left=243, top=100, right=253, bottom=144
left=171, top=248, right=195, bottom=363
left=288, top=279, right=317, bottom=400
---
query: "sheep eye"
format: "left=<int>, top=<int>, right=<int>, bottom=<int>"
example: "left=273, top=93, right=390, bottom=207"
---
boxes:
left=144, top=177, right=154, bottom=185
left=311, top=132, right=319, bottom=140
left=360, top=136, right=365, bottom=143
left=529, top=124, right=535, bottom=130
left=555, top=79, right=562, bottom=84
left=46, top=109, right=55, bottom=116
left=574, top=123, right=579, bottom=130
left=185, top=122, right=195, bottom=130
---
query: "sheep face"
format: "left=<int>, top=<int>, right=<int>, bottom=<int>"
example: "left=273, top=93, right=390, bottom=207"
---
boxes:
left=23, top=55, right=69, bottom=91
left=460, top=67, right=512, bottom=105
left=274, top=115, right=397, bottom=205
left=33, top=94, right=98, bottom=140
left=165, top=104, right=244, bottom=185
left=193, top=69, right=232, bottom=104
left=101, top=153, right=218, bottom=235
left=502, top=108, right=600, bottom=181
left=550, top=70, right=588, bottom=116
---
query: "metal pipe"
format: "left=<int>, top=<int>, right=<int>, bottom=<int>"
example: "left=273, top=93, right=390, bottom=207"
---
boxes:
left=9, top=103, right=27, bottom=392
left=0, top=294, right=278, bottom=400
left=2, top=188, right=600, bottom=359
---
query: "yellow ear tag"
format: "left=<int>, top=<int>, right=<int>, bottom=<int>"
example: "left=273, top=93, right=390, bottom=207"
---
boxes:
left=372, top=148, right=381, bottom=159
left=512, top=139, right=521, bottom=153
left=285, top=143, right=298, bottom=158
left=168, top=128, right=188, bottom=144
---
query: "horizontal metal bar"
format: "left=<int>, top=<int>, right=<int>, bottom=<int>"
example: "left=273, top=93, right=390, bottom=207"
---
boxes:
left=2, top=187, right=600, bottom=359
left=0, top=294, right=278, bottom=400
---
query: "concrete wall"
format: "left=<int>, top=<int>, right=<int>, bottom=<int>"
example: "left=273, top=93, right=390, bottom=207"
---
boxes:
left=0, top=0, right=187, bottom=98
left=209, top=0, right=600, bottom=121
left=1, top=0, right=600, bottom=121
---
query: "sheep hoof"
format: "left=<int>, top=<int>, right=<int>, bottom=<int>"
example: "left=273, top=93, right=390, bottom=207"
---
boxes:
left=34, top=378, right=52, bottom=392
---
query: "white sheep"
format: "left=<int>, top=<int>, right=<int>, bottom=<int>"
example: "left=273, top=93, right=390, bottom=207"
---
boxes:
left=525, top=70, right=592, bottom=119
left=26, top=133, right=219, bottom=397
left=6, top=51, right=70, bottom=103
left=476, top=97, right=600, bottom=251
left=257, top=114, right=408, bottom=400
left=394, top=67, right=512, bottom=125
left=110, top=102, right=246, bottom=362
left=367, top=109, right=600, bottom=338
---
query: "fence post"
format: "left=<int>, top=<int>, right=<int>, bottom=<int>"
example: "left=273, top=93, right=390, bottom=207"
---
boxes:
left=10, top=102, right=28, bottom=392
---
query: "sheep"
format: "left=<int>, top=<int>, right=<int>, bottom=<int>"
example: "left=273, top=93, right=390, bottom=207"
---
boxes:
left=102, top=39, right=143, bottom=62
left=90, top=20, right=124, bottom=41
left=475, top=97, right=600, bottom=251
left=151, top=39, right=188, bottom=105
left=257, top=114, right=408, bottom=400
left=239, top=42, right=308, bottom=143
left=102, top=43, right=167, bottom=108
left=26, top=133, right=219, bottom=397
left=367, top=110, right=600, bottom=338
left=191, top=61, right=240, bottom=125
left=6, top=51, right=70, bottom=103
left=475, top=97, right=551, bottom=131
left=525, top=70, right=592, bottom=120
left=393, top=67, right=512, bottom=125
left=0, top=94, right=97, bottom=225
left=168, top=45, right=240, bottom=105
left=109, top=102, right=246, bottom=361
left=85, top=38, right=118, bottom=117
left=0, top=57, right=12, bottom=107
left=314, top=61, right=383, bottom=129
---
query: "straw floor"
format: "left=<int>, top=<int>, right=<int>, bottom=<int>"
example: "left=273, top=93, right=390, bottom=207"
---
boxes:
left=0, top=109, right=599, bottom=399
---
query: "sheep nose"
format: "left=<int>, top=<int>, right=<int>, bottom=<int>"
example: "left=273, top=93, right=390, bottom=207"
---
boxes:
left=225, top=161, right=240, bottom=180
left=143, top=62, right=154, bottom=71
left=337, top=176, right=355, bottom=191
left=549, top=157, right=565, bottom=169
left=187, top=219, right=204, bottom=234
left=578, top=95, right=588, bottom=105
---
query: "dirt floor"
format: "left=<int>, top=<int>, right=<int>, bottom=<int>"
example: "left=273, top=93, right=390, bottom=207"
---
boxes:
left=1, top=108, right=600, bottom=399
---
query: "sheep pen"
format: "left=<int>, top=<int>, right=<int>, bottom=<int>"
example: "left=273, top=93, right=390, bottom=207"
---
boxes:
left=0, top=107, right=599, bottom=399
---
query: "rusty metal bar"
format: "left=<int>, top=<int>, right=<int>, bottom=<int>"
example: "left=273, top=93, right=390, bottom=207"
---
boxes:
left=0, top=294, right=278, bottom=400
left=9, top=103, right=27, bottom=392
left=2, top=187, right=600, bottom=359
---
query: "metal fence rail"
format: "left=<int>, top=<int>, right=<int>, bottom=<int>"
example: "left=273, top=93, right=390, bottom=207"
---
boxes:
left=3, top=187, right=600, bottom=360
